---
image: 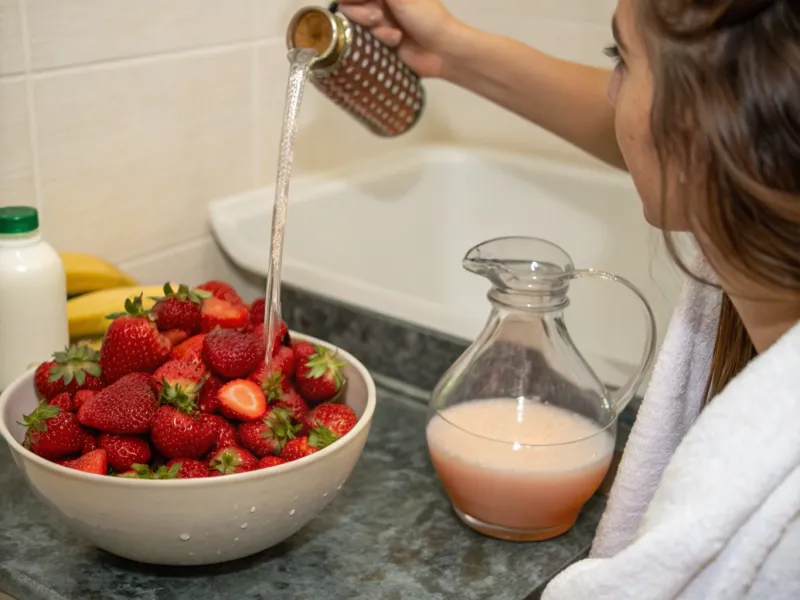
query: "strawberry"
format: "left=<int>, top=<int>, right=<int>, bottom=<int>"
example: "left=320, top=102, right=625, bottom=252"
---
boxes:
left=59, top=449, right=108, bottom=475
left=250, top=320, right=290, bottom=353
left=294, top=343, right=347, bottom=403
left=302, top=403, right=357, bottom=440
left=200, top=297, right=249, bottom=332
left=165, top=458, right=209, bottom=479
left=198, top=374, right=223, bottom=414
left=82, top=432, right=98, bottom=454
left=249, top=298, right=266, bottom=325
left=162, top=329, right=189, bottom=346
left=118, top=462, right=180, bottom=480
left=73, top=389, right=96, bottom=411
left=275, top=388, right=309, bottom=422
left=199, top=413, right=239, bottom=452
left=98, top=433, right=152, bottom=473
left=21, top=402, right=85, bottom=460
left=196, top=280, right=244, bottom=306
left=208, top=446, right=257, bottom=475
left=77, top=372, right=159, bottom=434
left=48, top=392, right=73, bottom=413
left=248, top=345, right=295, bottom=401
left=150, top=405, right=216, bottom=459
left=170, top=334, right=206, bottom=364
left=257, top=456, right=286, bottom=469
left=279, top=436, right=322, bottom=462
left=151, top=283, right=211, bottom=336
left=153, top=360, right=208, bottom=404
left=217, top=379, right=267, bottom=422
left=237, top=406, right=300, bottom=458
left=34, top=344, right=105, bottom=400
left=203, top=328, right=263, bottom=379
left=100, top=294, right=172, bottom=383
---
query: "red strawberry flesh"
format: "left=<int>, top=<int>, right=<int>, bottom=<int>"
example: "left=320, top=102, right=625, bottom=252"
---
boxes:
left=22, top=402, right=85, bottom=460
left=59, top=449, right=108, bottom=475
left=217, top=380, right=267, bottom=422
left=77, top=372, right=159, bottom=434
left=203, top=328, right=263, bottom=379
left=200, top=298, right=249, bottom=332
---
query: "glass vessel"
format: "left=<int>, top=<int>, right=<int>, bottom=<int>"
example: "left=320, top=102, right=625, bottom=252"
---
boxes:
left=426, top=236, right=657, bottom=542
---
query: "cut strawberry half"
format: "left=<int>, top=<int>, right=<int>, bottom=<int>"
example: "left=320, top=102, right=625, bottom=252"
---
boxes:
left=200, top=297, right=249, bottom=332
left=217, top=380, right=267, bottom=422
left=59, top=449, right=108, bottom=475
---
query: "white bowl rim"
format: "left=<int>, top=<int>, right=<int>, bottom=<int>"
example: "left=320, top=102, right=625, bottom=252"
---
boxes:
left=0, top=331, right=377, bottom=488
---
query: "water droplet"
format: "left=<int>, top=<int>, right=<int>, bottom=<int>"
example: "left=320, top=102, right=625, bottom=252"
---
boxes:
left=293, top=495, right=299, bottom=501
left=250, top=506, right=256, bottom=513
left=216, top=550, right=221, bottom=555
left=179, top=533, right=191, bottom=541
left=288, top=509, right=296, bottom=517
left=323, top=493, right=328, bottom=498
left=189, top=552, right=195, bottom=556
left=240, top=522, right=248, bottom=529
left=234, top=504, right=239, bottom=510
left=234, top=537, right=239, bottom=542
left=337, top=484, right=343, bottom=490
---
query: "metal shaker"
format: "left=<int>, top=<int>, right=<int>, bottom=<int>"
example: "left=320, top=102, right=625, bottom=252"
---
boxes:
left=286, top=3, right=425, bottom=137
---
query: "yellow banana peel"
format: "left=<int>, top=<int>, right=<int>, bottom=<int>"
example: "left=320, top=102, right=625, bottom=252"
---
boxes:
left=67, top=285, right=167, bottom=339
left=60, top=251, right=138, bottom=296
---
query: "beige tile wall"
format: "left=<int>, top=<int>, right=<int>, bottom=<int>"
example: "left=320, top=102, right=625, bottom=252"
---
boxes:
left=0, top=0, right=615, bottom=287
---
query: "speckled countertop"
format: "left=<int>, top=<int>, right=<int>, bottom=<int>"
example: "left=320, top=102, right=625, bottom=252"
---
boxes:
left=0, top=285, right=624, bottom=600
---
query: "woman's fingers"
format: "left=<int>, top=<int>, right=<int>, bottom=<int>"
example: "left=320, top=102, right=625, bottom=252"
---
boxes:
left=338, top=2, right=384, bottom=27
left=371, top=26, right=403, bottom=47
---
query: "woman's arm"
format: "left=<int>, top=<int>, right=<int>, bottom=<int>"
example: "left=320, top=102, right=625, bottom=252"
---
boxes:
left=440, top=24, right=625, bottom=169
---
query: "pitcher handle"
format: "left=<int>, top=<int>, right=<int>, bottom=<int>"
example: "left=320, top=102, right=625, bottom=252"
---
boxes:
left=570, top=269, right=658, bottom=413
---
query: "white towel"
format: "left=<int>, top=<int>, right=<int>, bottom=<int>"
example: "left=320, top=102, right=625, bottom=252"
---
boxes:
left=542, top=266, right=800, bottom=599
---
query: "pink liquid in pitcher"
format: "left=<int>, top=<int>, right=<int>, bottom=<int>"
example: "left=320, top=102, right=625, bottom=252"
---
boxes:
left=426, top=398, right=614, bottom=541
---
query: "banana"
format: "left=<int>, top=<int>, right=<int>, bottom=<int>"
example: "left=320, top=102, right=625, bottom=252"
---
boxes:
left=67, top=285, right=167, bottom=339
left=60, top=251, right=138, bottom=296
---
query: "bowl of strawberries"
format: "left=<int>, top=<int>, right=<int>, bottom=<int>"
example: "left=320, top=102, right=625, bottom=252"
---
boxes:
left=0, top=280, right=376, bottom=566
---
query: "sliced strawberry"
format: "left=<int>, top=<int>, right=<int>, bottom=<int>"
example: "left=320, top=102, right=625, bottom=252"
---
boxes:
left=200, top=298, right=249, bottom=332
left=162, top=329, right=189, bottom=346
left=170, top=334, right=206, bottom=364
left=34, top=344, right=105, bottom=400
left=22, top=402, right=85, bottom=460
left=207, top=446, right=257, bottom=475
left=59, top=449, right=108, bottom=475
left=257, top=456, right=286, bottom=469
left=196, top=280, right=245, bottom=306
left=217, top=380, right=267, bottom=422
left=165, top=458, right=209, bottom=479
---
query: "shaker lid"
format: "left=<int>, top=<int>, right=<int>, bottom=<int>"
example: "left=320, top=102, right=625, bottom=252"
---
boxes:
left=0, top=205, right=39, bottom=235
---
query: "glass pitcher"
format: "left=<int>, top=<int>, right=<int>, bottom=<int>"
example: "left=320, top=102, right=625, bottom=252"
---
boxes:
left=426, top=236, right=657, bottom=542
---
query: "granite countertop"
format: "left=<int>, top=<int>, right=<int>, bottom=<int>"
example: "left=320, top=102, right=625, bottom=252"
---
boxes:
left=0, top=382, right=605, bottom=600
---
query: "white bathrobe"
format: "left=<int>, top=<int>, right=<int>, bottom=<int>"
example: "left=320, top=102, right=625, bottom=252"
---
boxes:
left=543, top=262, right=800, bottom=599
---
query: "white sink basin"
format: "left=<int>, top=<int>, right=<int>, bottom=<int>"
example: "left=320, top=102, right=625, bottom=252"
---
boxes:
left=210, top=145, right=690, bottom=388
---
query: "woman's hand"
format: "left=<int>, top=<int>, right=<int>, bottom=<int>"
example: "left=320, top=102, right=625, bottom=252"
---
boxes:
left=335, top=0, right=463, bottom=78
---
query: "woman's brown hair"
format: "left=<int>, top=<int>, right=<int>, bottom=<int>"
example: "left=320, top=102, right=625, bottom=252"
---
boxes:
left=640, top=0, right=800, bottom=399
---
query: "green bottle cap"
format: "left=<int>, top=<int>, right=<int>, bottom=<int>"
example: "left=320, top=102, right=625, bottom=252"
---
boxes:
left=0, top=206, right=39, bottom=235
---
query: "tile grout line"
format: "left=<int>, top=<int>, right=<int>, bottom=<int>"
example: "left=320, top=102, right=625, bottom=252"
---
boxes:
left=251, top=4, right=263, bottom=189
left=17, top=0, right=44, bottom=217
left=26, top=37, right=282, bottom=81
